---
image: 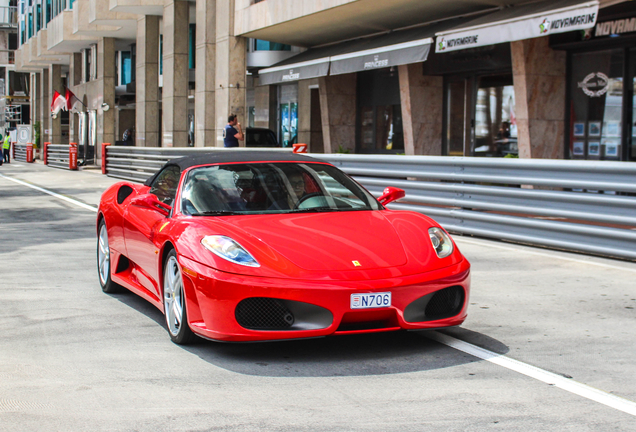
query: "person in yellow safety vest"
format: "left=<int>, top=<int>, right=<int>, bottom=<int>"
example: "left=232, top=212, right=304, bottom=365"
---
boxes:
left=3, top=132, right=10, bottom=163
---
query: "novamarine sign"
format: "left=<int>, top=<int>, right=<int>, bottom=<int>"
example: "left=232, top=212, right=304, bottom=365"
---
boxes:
left=439, top=35, right=479, bottom=51
left=548, top=12, right=596, bottom=31
left=595, top=17, right=636, bottom=36
left=282, top=69, right=300, bottom=81
left=364, top=55, right=389, bottom=70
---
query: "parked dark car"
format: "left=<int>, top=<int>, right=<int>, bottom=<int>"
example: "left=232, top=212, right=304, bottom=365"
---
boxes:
left=245, top=128, right=281, bottom=148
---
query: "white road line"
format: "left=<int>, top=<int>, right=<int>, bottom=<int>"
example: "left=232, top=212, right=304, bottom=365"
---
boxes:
left=427, top=331, right=636, bottom=417
left=454, top=237, right=636, bottom=273
left=0, top=173, right=98, bottom=213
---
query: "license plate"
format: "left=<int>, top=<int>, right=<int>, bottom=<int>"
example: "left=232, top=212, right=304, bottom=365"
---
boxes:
left=350, top=292, right=391, bottom=309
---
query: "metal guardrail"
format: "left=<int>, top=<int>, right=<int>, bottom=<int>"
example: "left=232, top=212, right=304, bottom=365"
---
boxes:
left=105, top=146, right=293, bottom=183
left=46, top=144, right=71, bottom=169
left=104, top=147, right=636, bottom=260
left=14, top=144, right=27, bottom=162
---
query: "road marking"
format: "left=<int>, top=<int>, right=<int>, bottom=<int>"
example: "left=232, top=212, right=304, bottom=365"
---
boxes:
left=427, top=331, right=636, bottom=417
left=0, top=173, right=98, bottom=213
left=454, top=237, right=636, bottom=273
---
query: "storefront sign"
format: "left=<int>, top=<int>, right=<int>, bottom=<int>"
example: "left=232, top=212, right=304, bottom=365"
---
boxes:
left=594, top=17, right=636, bottom=36
left=435, top=1, right=599, bottom=53
left=577, top=72, right=609, bottom=97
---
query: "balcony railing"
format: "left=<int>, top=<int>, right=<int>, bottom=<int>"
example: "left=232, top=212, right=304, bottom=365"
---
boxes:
left=0, top=6, right=18, bottom=29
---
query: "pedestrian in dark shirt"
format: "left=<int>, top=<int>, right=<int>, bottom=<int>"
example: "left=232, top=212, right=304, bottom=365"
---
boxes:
left=223, top=114, right=244, bottom=148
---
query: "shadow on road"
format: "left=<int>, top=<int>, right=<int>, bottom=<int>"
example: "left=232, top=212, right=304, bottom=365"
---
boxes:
left=112, top=290, right=509, bottom=378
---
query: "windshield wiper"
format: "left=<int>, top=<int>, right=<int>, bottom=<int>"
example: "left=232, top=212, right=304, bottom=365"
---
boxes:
left=288, top=207, right=341, bottom=213
left=190, top=210, right=242, bottom=216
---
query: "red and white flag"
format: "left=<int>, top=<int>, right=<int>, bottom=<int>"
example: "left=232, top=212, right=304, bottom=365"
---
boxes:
left=66, top=88, right=80, bottom=110
left=50, top=90, right=67, bottom=115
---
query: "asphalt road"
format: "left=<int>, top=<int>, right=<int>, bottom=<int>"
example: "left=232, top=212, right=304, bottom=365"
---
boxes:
left=1, top=161, right=635, bottom=432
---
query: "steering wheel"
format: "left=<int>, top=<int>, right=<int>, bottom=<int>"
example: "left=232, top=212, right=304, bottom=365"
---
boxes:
left=294, top=192, right=326, bottom=209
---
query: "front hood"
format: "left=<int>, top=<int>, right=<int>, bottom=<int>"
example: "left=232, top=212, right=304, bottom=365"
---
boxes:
left=228, top=211, right=408, bottom=271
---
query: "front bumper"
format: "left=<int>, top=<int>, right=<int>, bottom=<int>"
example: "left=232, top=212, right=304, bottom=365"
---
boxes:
left=179, top=256, right=471, bottom=342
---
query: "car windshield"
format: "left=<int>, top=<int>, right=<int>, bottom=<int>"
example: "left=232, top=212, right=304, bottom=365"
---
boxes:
left=180, top=162, right=382, bottom=216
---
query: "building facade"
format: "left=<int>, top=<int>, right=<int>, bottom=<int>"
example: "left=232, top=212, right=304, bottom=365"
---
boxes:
left=8, top=0, right=636, bottom=164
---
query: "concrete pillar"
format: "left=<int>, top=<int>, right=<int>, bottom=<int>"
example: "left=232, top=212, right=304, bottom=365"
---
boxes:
left=254, top=82, right=277, bottom=131
left=49, top=65, right=62, bottom=144
left=97, top=37, right=116, bottom=157
left=318, top=74, right=356, bottom=153
left=40, top=68, right=49, bottom=140
left=162, top=0, right=189, bottom=147
left=512, top=37, right=566, bottom=159
left=69, top=53, right=82, bottom=143
left=136, top=15, right=160, bottom=147
left=215, top=0, right=246, bottom=147
left=398, top=63, right=443, bottom=155
left=194, top=0, right=216, bottom=147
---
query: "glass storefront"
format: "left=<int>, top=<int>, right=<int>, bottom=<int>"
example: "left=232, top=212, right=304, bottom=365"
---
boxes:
left=356, top=68, right=404, bottom=153
left=444, top=73, right=516, bottom=157
left=278, top=84, right=298, bottom=148
left=553, top=2, right=636, bottom=162
left=474, top=76, right=517, bottom=157
left=569, top=49, right=625, bottom=160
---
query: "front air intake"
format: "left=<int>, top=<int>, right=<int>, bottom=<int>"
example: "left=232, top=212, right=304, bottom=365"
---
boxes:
left=235, top=298, right=295, bottom=330
left=424, top=286, right=464, bottom=319
left=403, top=285, right=465, bottom=323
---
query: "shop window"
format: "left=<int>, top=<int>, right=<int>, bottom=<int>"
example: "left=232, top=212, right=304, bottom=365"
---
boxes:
left=279, top=84, right=298, bottom=147
left=474, top=76, right=517, bottom=157
left=570, top=49, right=624, bottom=160
left=357, top=68, right=404, bottom=153
left=255, top=40, right=291, bottom=52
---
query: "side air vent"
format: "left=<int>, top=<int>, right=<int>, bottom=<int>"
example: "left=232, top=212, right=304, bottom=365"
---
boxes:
left=117, top=185, right=135, bottom=204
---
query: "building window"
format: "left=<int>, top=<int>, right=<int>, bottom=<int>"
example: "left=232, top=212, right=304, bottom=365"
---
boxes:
left=120, top=51, right=131, bottom=85
left=357, top=68, right=404, bottom=153
left=188, top=24, right=195, bottom=69
left=474, top=75, right=517, bottom=157
left=28, top=12, right=32, bottom=38
left=569, top=49, right=626, bottom=161
left=36, top=4, right=41, bottom=32
left=46, top=0, right=51, bottom=23
left=159, top=35, right=163, bottom=76
left=255, top=39, right=291, bottom=52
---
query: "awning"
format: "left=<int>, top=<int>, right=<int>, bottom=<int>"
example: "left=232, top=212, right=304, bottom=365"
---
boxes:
left=258, top=25, right=436, bottom=85
left=329, top=33, right=432, bottom=76
left=435, top=0, right=599, bottom=53
left=258, top=57, right=331, bottom=86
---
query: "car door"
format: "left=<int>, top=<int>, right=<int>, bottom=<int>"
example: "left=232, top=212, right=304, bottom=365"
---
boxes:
left=123, top=165, right=180, bottom=298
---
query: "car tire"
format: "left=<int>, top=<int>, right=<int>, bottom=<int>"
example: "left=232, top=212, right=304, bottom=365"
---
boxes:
left=97, top=219, right=122, bottom=294
left=163, top=250, right=197, bottom=345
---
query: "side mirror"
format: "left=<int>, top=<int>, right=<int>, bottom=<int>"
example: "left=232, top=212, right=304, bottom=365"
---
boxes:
left=130, top=194, right=172, bottom=216
left=378, top=187, right=405, bottom=206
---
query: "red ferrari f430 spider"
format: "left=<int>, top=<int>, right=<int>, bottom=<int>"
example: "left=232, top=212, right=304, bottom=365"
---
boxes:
left=97, top=152, right=470, bottom=344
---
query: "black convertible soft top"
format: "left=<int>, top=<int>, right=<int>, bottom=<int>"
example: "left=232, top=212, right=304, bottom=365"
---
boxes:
left=144, top=151, right=328, bottom=186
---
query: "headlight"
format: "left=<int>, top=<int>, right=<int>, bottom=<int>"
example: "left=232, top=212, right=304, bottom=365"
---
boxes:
left=201, top=235, right=260, bottom=267
left=429, top=227, right=454, bottom=258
